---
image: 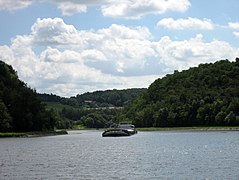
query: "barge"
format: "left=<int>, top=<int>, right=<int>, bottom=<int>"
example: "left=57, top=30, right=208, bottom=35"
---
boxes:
left=102, top=124, right=137, bottom=137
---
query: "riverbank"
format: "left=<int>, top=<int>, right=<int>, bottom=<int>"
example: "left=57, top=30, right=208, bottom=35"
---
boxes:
left=70, top=126, right=239, bottom=132
left=137, top=126, right=239, bottom=131
left=0, top=130, right=68, bottom=138
left=69, top=126, right=239, bottom=132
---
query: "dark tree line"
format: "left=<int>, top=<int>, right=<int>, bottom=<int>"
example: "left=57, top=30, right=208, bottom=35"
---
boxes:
left=120, top=59, right=239, bottom=127
left=75, top=89, right=146, bottom=107
left=0, top=61, right=56, bottom=132
left=39, top=88, right=146, bottom=108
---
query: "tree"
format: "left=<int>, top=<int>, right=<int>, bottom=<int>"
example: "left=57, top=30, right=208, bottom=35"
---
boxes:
left=0, top=100, right=12, bottom=132
left=215, top=111, right=227, bottom=125
left=225, top=111, right=237, bottom=125
left=153, top=108, right=168, bottom=127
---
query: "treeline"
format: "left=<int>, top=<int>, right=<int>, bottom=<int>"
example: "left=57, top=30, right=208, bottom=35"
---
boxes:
left=75, top=89, right=146, bottom=107
left=0, top=61, right=56, bottom=132
left=51, top=106, right=119, bottom=129
left=120, top=59, right=239, bottom=127
left=39, top=88, right=146, bottom=108
left=39, top=89, right=146, bottom=128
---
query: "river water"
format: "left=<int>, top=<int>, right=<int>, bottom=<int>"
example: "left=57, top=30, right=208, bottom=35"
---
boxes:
left=1, top=130, right=239, bottom=179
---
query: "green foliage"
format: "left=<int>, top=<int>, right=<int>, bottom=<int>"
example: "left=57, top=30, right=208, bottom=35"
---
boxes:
left=122, top=59, right=239, bottom=127
left=0, top=99, right=12, bottom=132
left=39, top=88, right=146, bottom=128
left=39, top=88, right=146, bottom=108
left=0, top=61, right=56, bottom=132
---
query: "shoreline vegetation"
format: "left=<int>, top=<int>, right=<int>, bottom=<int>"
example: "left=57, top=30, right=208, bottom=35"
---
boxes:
left=0, top=130, right=68, bottom=138
left=1, top=126, right=239, bottom=137
left=73, top=126, right=239, bottom=132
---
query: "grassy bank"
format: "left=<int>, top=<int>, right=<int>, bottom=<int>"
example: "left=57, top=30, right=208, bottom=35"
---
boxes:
left=0, top=130, right=68, bottom=138
left=72, top=124, right=88, bottom=130
left=0, top=132, right=27, bottom=137
left=137, top=126, right=239, bottom=131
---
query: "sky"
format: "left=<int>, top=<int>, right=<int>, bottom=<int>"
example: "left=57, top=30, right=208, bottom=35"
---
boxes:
left=0, top=0, right=239, bottom=97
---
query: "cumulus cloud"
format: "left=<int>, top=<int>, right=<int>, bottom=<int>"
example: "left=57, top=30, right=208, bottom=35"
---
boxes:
left=152, top=34, right=237, bottom=69
left=101, top=0, right=191, bottom=19
left=31, top=18, right=80, bottom=46
left=98, top=24, right=151, bottom=40
left=228, top=22, right=239, bottom=38
left=157, top=17, right=214, bottom=30
left=1, top=18, right=238, bottom=96
left=0, top=0, right=190, bottom=18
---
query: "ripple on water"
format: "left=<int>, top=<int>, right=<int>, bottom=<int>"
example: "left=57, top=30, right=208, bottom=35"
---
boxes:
left=1, top=130, right=239, bottom=179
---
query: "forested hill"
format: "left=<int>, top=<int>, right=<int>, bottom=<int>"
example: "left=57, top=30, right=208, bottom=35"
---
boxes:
left=39, top=88, right=146, bottom=108
left=76, top=89, right=147, bottom=107
left=38, top=89, right=146, bottom=129
left=0, top=61, right=55, bottom=132
left=120, top=59, right=239, bottom=127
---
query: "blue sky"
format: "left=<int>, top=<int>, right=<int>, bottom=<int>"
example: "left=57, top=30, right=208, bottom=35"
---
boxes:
left=0, top=0, right=239, bottom=97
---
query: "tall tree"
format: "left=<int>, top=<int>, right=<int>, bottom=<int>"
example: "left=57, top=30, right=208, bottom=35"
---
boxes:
left=0, top=100, right=12, bottom=132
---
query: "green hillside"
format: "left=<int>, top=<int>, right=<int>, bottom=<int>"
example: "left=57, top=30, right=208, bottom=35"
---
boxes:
left=39, top=89, right=146, bottom=128
left=120, top=59, right=239, bottom=127
left=39, top=88, right=146, bottom=108
left=0, top=61, right=56, bottom=132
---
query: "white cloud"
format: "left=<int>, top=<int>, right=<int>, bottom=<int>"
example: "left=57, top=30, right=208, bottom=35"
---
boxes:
left=228, top=22, right=239, bottom=30
left=98, top=24, right=151, bottom=40
left=0, top=0, right=190, bottom=18
left=0, top=0, right=32, bottom=11
left=31, top=18, right=80, bottom=46
left=233, top=32, right=239, bottom=38
left=57, top=2, right=87, bottom=16
left=152, top=34, right=237, bottom=69
left=40, top=47, right=64, bottom=63
left=81, top=49, right=107, bottom=61
left=102, top=0, right=191, bottom=19
left=1, top=18, right=238, bottom=96
left=157, top=17, right=214, bottom=30
left=228, top=22, right=239, bottom=38
left=0, top=45, right=15, bottom=62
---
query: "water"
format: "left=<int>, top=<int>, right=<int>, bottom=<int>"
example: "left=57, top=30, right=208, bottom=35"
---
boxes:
left=1, top=130, right=239, bottom=179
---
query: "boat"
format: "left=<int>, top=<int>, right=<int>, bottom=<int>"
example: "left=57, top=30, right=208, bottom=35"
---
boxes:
left=102, top=124, right=137, bottom=137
